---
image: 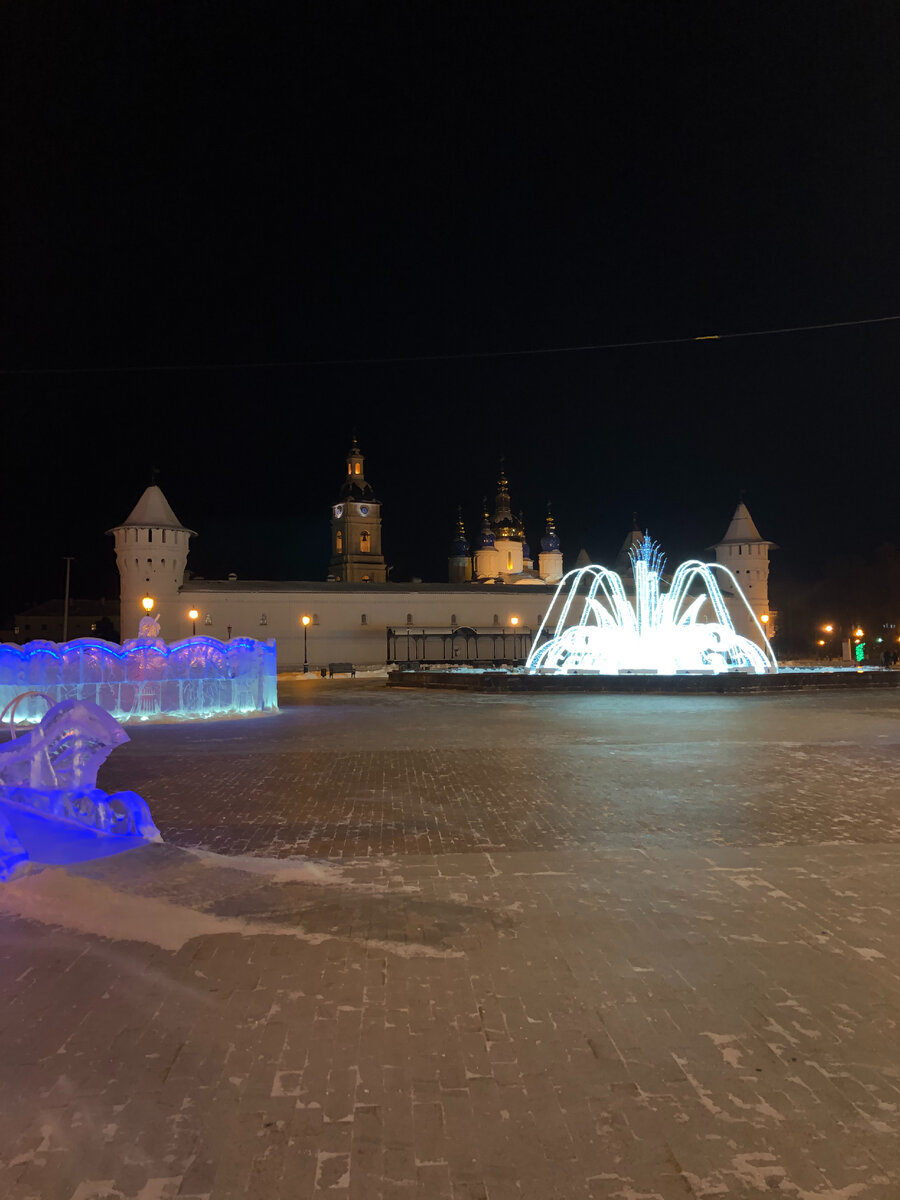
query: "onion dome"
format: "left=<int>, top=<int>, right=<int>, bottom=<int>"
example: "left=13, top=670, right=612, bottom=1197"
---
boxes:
left=450, top=507, right=470, bottom=556
left=540, top=507, right=560, bottom=552
left=491, top=462, right=525, bottom=539
left=477, top=499, right=495, bottom=548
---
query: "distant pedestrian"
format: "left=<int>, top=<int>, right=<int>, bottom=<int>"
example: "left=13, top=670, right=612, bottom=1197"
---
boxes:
left=882, top=648, right=892, bottom=669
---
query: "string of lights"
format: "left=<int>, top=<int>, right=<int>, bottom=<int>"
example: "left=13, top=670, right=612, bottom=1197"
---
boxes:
left=2, top=312, right=898, bottom=376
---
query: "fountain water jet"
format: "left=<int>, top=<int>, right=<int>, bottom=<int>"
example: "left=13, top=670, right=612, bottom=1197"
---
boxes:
left=527, top=535, right=777, bottom=676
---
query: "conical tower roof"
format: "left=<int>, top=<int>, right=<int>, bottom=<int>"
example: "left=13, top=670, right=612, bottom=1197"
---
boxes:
left=109, top=485, right=195, bottom=533
left=712, top=501, right=775, bottom=548
left=614, top=513, right=644, bottom=571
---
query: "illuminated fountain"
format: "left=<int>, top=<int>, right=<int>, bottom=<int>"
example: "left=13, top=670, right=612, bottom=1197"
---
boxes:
left=527, top=535, right=777, bottom=676
left=0, top=633, right=278, bottom=724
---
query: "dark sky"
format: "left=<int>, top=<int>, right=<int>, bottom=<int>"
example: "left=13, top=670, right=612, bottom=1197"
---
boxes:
left=1, top=3, right=899, bottom=615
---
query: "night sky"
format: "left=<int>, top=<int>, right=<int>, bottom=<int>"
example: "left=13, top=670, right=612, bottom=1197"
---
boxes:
left=2, top=4, right=899, bottom=630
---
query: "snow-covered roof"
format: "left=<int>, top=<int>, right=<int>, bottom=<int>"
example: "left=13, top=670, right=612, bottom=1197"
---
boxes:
left=110, top=485, right=195, bottom=532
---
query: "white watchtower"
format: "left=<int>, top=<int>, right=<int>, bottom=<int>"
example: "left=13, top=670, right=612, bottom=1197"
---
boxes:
left=712, top=500, right=777, bottom=644
left=108, top=485, right=195, bottom=640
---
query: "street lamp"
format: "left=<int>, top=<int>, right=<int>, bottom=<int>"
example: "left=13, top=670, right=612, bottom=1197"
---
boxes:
left=760, top=614, right=769, bottom=637
left=509, top=615, right=519, bottom=626
left=188, top=608, right=199, bottom=636
left=301, top=614, right=311, bottom=673
left=142, top=595, right=154, bottom=613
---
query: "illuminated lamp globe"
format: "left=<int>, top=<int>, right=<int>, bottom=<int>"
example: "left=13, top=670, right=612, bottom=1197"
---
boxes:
left=188, top=608, right=199, bottom=621
left=510, top=615, right=520, bottom=626
left=301, top=615, right=311, bottom=627
left=141, top=596, right=155, bottom=613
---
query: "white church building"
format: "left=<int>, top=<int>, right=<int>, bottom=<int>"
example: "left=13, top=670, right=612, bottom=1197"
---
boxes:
left=109, top=441, right=774, bottom=670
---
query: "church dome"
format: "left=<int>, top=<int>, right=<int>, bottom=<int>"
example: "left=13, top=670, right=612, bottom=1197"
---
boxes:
left=449, top=509, right=470, bottom=557
left=477, top=527, right=495, bottom=548
left=522, top=540, right=531, bottom=559
left=540, top=509, right=560, bottom=552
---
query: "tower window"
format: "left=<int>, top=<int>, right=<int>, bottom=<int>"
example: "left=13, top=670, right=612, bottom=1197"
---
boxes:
left=362, top=575, right=371, bottom=582
left=161, top=558, right=165, bottom=566
left=162, top=530, right=166, bottom=544
left=361, top=613, right=367, bottom=625
left=148, top=529, right=152, bottom=542
left=313, top=613, right=320, bottom=625
left=260, top=613, right=268, bottom=626
left=493, top=614, right=499, bottom=625
left=336, top=531, right=343, bottom=552
left=147, top=558, right=152, bottom=564
left=738, top=545, right=742, bottom=555
left=406, top=613, right=413, bottom=625
left=347, top=463, right=351, bottom=475
left=507, top=551, right=513, bottom=570
left=451, top=613, right=457, bottom=625
left=360, top=531, right=370, bottom=552
left=354, top=462, right=361, bottom=475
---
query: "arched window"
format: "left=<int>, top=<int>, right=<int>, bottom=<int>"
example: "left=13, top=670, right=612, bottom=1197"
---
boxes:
left=260, top=613, right=268, bottom=626
left=354, top=462, right=361, bottom=475
left=451, top=613, right=457, bottom=625
left=347, top=463, right=352, bottom=475
left=161, top=558, right=165, bottom=566
left=148, top=529, right=153, bottom=542
left=313, top=613, right=320, bottom=625
left=204, top=613, right=212, bottom=625
left=147, top=558, right=152, bottom=564
left=360, top=530, right=370, bottom=552
left=493, top=614, right=499, bottom=625
left=507, top=551, right=513, bottom=570
left=406, top=613, right=413, bottom=625
left=162, top=530, right=166, bottom=544
left=738, top=545, right=742, bottom=555
left=336, top=530, right=343, bottom=552
left=361, top=613, right=367, bottom=625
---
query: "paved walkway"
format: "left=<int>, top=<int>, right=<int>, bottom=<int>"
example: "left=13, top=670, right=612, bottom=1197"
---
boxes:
left=2, top=680, right=900, bottom=1198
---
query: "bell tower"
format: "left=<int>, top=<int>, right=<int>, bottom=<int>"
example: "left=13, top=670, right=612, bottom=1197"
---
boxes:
left=108, top=484, right=195, bottom=639
left=329, top=439, right=387, bottom=583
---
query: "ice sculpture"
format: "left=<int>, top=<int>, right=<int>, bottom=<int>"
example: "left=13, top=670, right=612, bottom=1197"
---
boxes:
left=527, top=535, right=777, bottom=676
left=0, top=695, right=160, bottom=879
left=0, top=636, right=278, bottom=724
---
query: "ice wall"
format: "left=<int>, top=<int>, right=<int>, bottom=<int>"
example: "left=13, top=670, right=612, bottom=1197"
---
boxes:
left=0, top=636, right=278, bottom=723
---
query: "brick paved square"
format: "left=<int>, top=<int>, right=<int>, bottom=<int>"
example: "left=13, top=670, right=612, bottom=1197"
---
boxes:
left=2, top=680, right=900, bottom=1197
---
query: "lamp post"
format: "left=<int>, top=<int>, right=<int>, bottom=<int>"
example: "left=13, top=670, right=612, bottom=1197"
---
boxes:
left=188, top=608, right=199, bottom=637
left=62, top=556, right=74, bottom=643
left=760, top=613, right=769, bottom=638
left=301, top=614, right=311, bottom=673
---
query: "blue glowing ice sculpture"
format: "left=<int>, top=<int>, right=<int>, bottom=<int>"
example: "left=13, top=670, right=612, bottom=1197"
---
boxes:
left=0, top=635, right=278, bottom=724
left=0, top=695, right=160, bottom=879
left=527, top=535, right=777, bottom=676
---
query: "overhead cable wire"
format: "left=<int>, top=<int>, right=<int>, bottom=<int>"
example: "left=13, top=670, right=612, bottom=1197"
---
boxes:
left=2, top=311, right=899, bottom=376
